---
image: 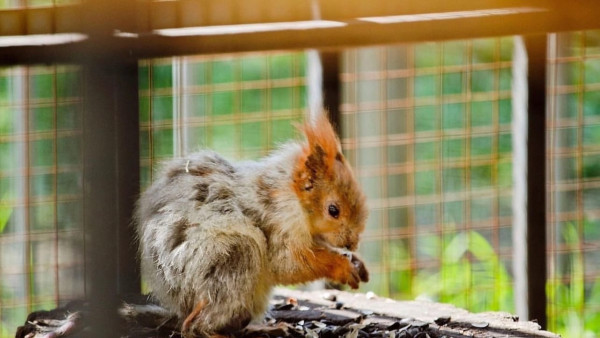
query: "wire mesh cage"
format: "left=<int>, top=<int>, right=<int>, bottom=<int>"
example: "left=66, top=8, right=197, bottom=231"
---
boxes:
left=1, top=0, right=600, bottom=336
left=0, top=65, right=85, bottom=335
left=340, top=39, right=514, bottom=310
left=547, top=31, right=600, bottom=331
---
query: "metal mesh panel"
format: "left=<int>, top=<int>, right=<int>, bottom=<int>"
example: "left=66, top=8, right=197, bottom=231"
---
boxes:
left=0, top=51, right=308, bottom=335
left=547, top=30, right=600, bottom=334
left=139, top=52, right=308, bottom=187
left=0, top=65, right=84, bottom=335
left=341, top=38, right=515, bottom=311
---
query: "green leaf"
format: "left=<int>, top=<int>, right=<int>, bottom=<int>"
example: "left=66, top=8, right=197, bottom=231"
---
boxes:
left=467, top=231, right=496, bottom=260
left=444, top=232, right=468, bottom=262
left=562, top=223, right=585, bottom=309
left=0, top=193, right=13, bottom=233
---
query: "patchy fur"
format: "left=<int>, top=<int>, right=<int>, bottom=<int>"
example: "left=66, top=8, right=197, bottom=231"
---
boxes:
left=135, top=113, right=368, bottom=337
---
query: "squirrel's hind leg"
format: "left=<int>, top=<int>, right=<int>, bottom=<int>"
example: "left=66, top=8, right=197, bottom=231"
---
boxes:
left=182, top=300, right=205, bottom=334
left=180, top=301, right=234, bottom=338
left=179, top=223, right=269, bottom=337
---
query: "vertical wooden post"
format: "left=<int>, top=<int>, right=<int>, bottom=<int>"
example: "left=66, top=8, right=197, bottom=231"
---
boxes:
left=320, top=51, right=341, bottom=134
left=83, top=57, right=141, bottom=338
left=525, top=34, right=548, bottom=329
left=83, top=60, right=117, bottom=337
left=115, top=61, right=142, bottom=296
left=81, top=0, right=140, bottom=336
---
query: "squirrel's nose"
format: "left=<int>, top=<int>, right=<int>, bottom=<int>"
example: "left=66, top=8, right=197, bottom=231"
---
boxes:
left=345, top=234, right=358, bottom=251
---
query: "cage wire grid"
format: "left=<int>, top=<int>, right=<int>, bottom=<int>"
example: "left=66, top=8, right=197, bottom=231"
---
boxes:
left=547, top=31, right=600, bottom=329
left=339, top=38, right=514, bottom=309
left=138, top=52, right=308, bottom=189
left=0, top=64, right=85, bottom=333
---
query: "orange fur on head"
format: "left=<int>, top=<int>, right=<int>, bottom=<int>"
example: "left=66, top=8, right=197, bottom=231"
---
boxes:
left=291, top=113, right=367, bottom=249
left=292, top=113, right=341, bottom=193
left=299, top=113, right=341, bottom=173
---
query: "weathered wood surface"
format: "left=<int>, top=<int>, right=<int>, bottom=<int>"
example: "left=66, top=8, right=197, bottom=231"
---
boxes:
left=275, top=288, right=560, bottom=338
left=16, top=288, right=560, bottom=338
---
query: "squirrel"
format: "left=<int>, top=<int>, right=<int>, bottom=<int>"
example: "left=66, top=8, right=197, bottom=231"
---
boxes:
left=135, top=113, right=369, bottom=337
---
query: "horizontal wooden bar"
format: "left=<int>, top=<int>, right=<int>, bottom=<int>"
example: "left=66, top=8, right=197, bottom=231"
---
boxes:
left=0, top=0, right=563, bottom=36
left=0, top=2, right=600, bottom=65
left=0, top=5, right=82, bottom=36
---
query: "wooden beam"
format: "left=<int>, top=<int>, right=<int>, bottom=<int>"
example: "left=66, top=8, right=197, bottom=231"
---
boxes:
left=3, top=0, right=595, bottom=36
left=1, top=2, right=600, bottom=65
left=0, top=5, right=82, bottom=36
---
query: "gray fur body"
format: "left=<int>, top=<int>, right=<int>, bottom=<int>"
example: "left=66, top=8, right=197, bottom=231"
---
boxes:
left=135, top=147, right=312, bottom=335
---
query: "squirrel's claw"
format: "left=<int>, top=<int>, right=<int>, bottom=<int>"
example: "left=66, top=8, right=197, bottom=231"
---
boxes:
left=351, top=254, right=369, bottom=283
left=343, top=253, right=369, bottom=289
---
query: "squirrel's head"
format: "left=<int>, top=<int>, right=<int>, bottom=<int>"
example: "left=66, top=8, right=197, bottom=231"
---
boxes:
left=292, top=114, right=368, bottom=251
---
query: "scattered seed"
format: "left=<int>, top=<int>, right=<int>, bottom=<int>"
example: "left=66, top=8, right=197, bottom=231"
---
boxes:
left=312, top=321, right=326, bottom=329
left=399, top=317, right=414, bottom=325
left=434, top=316, right=450, bottom=326
left=275, top=303, right=294, bottom=311
left=360, top=310, right=374, bottom=316
left=333, top=325, right=350, bottom=336
left=322, top=293, right=337, bottom=302
left=304, top=327, right=318, bottom=338
left=386, top=322, right=401, bottom=330
left=412, top=320, right=429, bottom=329
left=397, top=331, right=410, bottom=338
left=472, top=321, right=489, bottom=328
left=408, top=326, right=421, bottom=334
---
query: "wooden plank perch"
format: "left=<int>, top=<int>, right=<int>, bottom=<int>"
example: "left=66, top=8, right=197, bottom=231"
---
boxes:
left=16, top=289, right=559, bottom=338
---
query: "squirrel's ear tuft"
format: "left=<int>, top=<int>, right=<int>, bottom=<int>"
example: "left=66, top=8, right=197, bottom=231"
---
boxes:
left=301, top=113, right=341, bottom=162
left=292, top=113, right=341, bottom=194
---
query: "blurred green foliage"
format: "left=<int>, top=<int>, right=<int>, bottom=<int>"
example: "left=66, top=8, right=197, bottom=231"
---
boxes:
left=415, top=231, right=513, bottom=312
left=138, top=53, right=306, bottom=169
left=0, top=130, right=16, bottom=337
left=352, top=36, right=600, bottom=338
left=0, top=65, right=84, bottom=337
left=0, top=194, right=12, bottom=234
left=548, top=222, right=600, bottom=337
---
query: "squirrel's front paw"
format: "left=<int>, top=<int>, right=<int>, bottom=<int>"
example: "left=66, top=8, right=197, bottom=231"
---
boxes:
left=313, top=246, right=370, bottom=289
left=350, top=253, right=369, bottom=284
left=338, top=252, right=369, bottom=289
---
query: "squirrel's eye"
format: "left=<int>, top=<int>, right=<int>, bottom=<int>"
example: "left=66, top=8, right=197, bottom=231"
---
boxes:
left=328, top=204, right=340, bottom=219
